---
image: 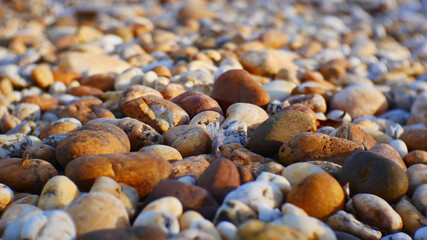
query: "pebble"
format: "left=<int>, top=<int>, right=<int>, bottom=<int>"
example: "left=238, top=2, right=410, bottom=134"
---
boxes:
left=330, top=84, right=388, bottom=119
left=286, top=172, right=345, bottom=221
left=223, top=181, right=283, bottom=210
left=347, top=194, right=403, bottom=233
left=217, top=221, right=237, bottom=240
left=388, top=139, right=408, bottom=158
left=211, top=69, right=270, bottom=110
left=380, top=232, right=412, bottom=240
left=197, top=158, right=240, bottom=203
left=248, top=110, right=317, bottom=156
left=343, top=151, right=408, bottom=203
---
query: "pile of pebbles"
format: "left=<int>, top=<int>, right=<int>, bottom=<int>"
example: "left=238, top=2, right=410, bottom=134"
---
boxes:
left=1, top=0, right=427, bottom=239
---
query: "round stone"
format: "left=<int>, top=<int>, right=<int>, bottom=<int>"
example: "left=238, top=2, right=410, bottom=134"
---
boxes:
left=286, top=173, right=345, bottom=221
left=330, top=84, right=388, bottom=119
left=248, top=110, right=316, bottom=156
left=343, top=151, right=409, bottom=203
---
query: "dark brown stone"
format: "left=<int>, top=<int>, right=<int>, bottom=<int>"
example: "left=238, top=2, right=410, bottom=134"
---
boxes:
left=143, top=179, right=219, bottom=220
left=198, top=158, right=240, bottom=203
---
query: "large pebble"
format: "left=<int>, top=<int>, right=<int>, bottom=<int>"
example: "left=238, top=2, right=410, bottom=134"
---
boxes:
left=286, top=172, right=344, bottom=221
left=37, top=175, right=80, bottom=210
left=65, top=152, right=172, bottom=198
left=279, top=132, right=362, bottom=165
left=163, top=125, right=211, bottom=157
left=224, top=103, right=268, bottom=133
left=399, top=128, right=427, bottom=151
left=211, top=69, right=270, bottom=110
left=343, top=151, right=408, bottom=203
left=172, top=90, right=223, bottom=118
left=248, top=110, right=317, bottom=156
left=330, top=84, right=388, bottom=119
left=198, top=158, right=240, bottom=203
left=55, top=123, right=130, bottom=168
left=139, top=144, right=182, bottom=162
left=65, top=192, right=129, bottom=237
left=394, top=197, right=427, bottom=235
left=0, top=158, right=57, bottom=194
left=122, top=95, right=190, bottom=133
left=327, top=210, right=382, bottom=240
left=347, top=194, right=403, bottom=233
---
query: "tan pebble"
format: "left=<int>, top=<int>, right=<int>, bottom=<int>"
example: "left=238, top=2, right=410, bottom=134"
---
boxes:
left=190, top=219, right=221, bottom=240
left=37, top=175, right=80, bottom=210
left=139, top=144, right=183, bottom=162
left=189, top=111, right=225, bottom=130
left=230, top=148, right=271, bottom=172
left=172, top=155, right=210, bottom=177
left=39, top=121, right=79, bottom=139
left=256, top=162, right=284, bottom=176
left=327, top=210, right=381, bottom=240
left=65, top=192, right=129, bottom=237
left=180, top=210, right=205, bottom=230
left=32, top=64, right=54, bottom=88
left=347, top=193, right=402, bottom=233
left=119, top=183, right=139, bottom=219
left=90, top=176, right=121, bottom=199
left=404, top=150, right=427, bottom=166
left=394, top=197, right=427, bottom=235
left=330, top=85, right=388, bottom=119
left=141, top=196, right=183, bottom=218
left=163, top=125, right=211, bottom=157
left=0, top=184, right=14, bottom=213
left=334, top=123, right=377, bottom=150
left=121, top=95, right=189, bottom=133
left=282, top=163, right=325, bottom=186
left=406, top=164, right=427, bottom=195
left=281, top=203, right=308, bottom=216
left=224, top=103, right=268, bottom=134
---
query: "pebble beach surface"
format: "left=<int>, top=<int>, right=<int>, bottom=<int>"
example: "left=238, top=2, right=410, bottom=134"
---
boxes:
left=1, top=0, right=427, bottom=239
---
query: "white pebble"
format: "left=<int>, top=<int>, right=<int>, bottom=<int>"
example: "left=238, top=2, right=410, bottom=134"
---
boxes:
left=388, top=139, right=408, bottom=158
left=414, top=226, right=427, bottom=240
left=216, top=221, right=237, bottom=240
